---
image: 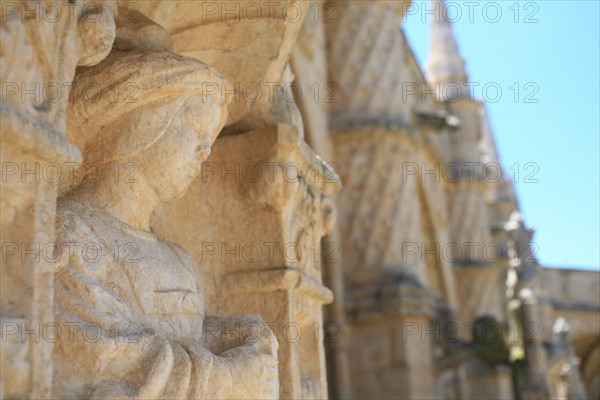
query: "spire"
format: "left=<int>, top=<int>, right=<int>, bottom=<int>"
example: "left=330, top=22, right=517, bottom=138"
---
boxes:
left=426, top=0, right=468, bottom=86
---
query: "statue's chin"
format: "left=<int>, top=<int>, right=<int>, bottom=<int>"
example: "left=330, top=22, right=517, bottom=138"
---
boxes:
left=160, top=184, right=190, bottom=203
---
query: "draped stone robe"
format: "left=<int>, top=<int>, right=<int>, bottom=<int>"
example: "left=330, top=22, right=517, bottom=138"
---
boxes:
left=52, top=199, right=224, bottom=399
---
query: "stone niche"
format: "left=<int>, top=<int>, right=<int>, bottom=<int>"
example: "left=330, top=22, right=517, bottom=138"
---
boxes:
left=152, top=123, right=340, bottom=399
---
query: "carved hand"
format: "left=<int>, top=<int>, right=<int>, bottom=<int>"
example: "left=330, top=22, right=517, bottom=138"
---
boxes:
left=203, top=314, right=278, bottom=357
left=218, top=345, right=279, bottom=399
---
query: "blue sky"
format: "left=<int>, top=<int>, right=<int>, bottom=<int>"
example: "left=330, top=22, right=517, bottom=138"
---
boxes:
left=403, top=1, right=599, bottom=269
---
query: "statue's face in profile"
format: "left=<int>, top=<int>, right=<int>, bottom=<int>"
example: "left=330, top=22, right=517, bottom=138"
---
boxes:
left=138, top=95, right=225, bottom=202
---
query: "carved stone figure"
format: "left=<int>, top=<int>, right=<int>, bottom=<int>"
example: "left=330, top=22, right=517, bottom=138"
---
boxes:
left=53, top=50, right=278, bottom=399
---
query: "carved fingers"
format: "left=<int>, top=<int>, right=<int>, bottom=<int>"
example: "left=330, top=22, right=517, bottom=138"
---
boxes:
left=220, top=345, right=279, bottom=400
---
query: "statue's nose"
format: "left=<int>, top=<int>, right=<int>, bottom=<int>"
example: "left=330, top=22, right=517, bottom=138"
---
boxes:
left=195, top=146, right=211, bottom=160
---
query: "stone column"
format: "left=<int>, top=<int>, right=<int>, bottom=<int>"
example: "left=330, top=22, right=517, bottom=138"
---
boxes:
left=0, top=2, right=115, bottom=398
left=291, top=7, right=353, bottom=397
left=347, top=283, right=437, bottom=399
left=520, top=290, right=550, bottom=398
left=458, top=360, right=513, bottom=400
left=152, top=124, right=340, bottom=399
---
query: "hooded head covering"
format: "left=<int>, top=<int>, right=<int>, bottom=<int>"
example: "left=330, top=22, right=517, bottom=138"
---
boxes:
left=67, top=50, right=232, bottom=164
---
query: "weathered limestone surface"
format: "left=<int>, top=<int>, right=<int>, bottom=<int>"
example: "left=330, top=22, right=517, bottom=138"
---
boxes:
left=1, top=1, right=115, bottom=397
left=290, top=6, right=354, bottom=397
left=2, top=0, right=598, bottom=399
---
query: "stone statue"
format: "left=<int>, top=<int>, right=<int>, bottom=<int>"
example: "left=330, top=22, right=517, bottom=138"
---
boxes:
left=53, top=50, right=278, bottom=399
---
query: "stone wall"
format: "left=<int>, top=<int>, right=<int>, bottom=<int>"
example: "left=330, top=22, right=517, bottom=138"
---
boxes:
left=1, top=1, right=598, bottom=399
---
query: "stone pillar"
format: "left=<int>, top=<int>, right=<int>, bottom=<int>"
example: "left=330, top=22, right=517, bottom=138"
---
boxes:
left=458, top=360, right=513, bottom=400
left=347, top=283, right=437, bottom=399
left=291, top=7, right=356, bottom=396
left=0, top=2, right=115, bottom=398
left=318, top=219, right=353, bottom=399
left=152, top=124, right=340, bottom=399
left=0, top=118, right=68, bottom=400
left=521, top=291, right=550, bottom=398
left=398, top=314, right=437, bottom=398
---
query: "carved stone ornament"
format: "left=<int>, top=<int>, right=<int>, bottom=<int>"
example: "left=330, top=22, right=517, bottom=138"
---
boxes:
left=53, top=49, right=279, bottom=399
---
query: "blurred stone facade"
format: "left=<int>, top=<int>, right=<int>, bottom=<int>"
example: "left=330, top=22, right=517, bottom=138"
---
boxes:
left=1, top=0, right=598, bottom=399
